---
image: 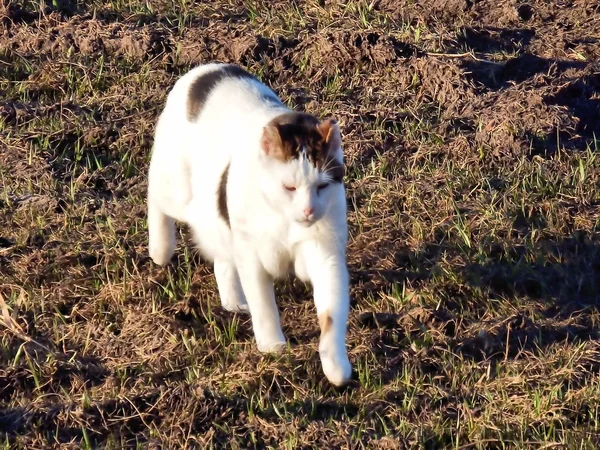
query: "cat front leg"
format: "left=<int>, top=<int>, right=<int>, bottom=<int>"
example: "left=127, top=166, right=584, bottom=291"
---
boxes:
left=214, top=260, right=249, bottom=314
left=299, top=243, right=352, bottom=386
left=234, top=248, right=286, bottom=352
left=147, top=196, right=176, bottom=266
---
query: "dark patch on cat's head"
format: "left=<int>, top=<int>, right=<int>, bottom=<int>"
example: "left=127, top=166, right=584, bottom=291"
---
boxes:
left=187, top=65, right=260, bottom=121
left=261, top=112, right=345, bottom=183
left=217, top=162, right=230, bottom=227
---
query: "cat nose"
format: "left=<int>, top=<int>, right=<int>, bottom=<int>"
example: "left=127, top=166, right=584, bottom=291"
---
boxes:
left=304, top=207, right=314, bottom=218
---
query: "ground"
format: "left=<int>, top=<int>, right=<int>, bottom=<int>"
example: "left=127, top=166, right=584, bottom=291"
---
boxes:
left=1, top=0, right=599, bottom=448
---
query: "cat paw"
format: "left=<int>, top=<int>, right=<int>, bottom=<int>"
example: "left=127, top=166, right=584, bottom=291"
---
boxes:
left=320, top=351, right=352, bottom=386
left=149, top=245, right=174, bottom=266
left=221, top=301, right=250, bottom=315
left=256, top=339, right=287, bottom=353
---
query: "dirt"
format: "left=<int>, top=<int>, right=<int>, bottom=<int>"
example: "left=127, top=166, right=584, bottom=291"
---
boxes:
left=1, top=0, right=599, bottom=448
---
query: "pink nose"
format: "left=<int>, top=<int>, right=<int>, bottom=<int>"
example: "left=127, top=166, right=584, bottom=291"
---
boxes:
left=304, top=207, right=314, bottom=217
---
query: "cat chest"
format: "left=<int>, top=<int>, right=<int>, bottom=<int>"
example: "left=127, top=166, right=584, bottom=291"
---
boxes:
left=258, top=243, right=293, bottom=279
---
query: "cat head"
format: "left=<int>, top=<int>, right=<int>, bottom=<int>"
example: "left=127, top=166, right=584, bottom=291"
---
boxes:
left=259, top=113, right=344, bottom=227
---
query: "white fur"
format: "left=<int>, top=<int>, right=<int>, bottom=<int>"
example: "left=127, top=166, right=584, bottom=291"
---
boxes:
left=147, top=63, right=352, bottom=386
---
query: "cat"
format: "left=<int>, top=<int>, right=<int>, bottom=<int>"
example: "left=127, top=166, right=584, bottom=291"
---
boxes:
left=147, top=63, right=352, bottom=386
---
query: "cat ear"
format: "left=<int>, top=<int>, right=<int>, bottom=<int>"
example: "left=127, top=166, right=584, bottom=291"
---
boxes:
left=261, top=125, right=283, bottom=157
left=318, top=119, right=342, bottom=152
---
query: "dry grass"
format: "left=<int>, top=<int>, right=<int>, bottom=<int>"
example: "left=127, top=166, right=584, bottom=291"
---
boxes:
left=1, top=0, right=600, bottom=448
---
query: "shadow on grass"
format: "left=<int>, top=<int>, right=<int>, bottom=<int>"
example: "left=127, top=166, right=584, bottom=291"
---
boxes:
left=0, top=347, right=109, bottom=405
left=451, top=26, right=536, bottom=54
left=0, top=390, right=160, bottom=446
left=0, top=383, right=360, bottom=447
left=456, top=234, right=600, bottom=358
left=453, top=26, right=599, bottom=154
left=355, top=229, right=600, bottom=383
left=469, top=54, right=598, bottom=154
left=436, top=24, right=599, bottom=154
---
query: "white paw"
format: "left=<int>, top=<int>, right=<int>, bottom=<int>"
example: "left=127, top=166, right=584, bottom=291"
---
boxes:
left=256, top=338, right=287, bottom=353
left=221, top=300, right=250, bottom=315
left=320, top=349, right=352, bottom=386
left=149, top=246, right=173, bottom=266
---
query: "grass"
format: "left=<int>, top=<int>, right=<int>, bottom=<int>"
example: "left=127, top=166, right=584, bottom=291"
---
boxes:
left=1, top=0, right=600, bottom=448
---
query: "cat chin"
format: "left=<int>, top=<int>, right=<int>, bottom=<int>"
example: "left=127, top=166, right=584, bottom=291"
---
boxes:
left=296, top=218, right=316, bottom=227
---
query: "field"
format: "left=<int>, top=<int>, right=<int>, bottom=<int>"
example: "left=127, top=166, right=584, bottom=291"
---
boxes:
left=1, top=0, right=599, bottom=448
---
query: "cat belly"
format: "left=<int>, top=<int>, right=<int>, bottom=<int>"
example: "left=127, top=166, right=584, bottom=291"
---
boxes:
left=184, top=198, right=233, bottom=262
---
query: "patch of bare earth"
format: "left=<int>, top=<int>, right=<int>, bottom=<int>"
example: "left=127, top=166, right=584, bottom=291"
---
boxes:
left=1, top=0, right=599, bottom=448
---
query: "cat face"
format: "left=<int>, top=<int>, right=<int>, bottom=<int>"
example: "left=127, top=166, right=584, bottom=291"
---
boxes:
left=260, top=113, right=344, bottom=226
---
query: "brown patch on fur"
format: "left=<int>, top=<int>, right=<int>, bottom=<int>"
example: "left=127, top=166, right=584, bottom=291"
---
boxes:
left=187, top=65, right=262, bottom=121
left=319, top=312, right=333, bottom=338
left=217, top=162, right=230, bottom=226
left=261, top=113, right=345, bottom=183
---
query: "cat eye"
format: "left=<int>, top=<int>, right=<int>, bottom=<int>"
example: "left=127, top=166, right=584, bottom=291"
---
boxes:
left=317, top=183, right=329, bottom=191
left=284, top=185, right=296, bottom=192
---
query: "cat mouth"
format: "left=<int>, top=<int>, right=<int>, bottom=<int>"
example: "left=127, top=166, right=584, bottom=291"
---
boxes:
left=297, top=218, right=316, bottom=227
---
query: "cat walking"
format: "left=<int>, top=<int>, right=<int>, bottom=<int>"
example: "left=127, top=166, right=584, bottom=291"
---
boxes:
left=147, top=63, right=352, bottom=386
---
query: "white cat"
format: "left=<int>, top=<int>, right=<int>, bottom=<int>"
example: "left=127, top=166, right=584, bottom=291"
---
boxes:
left=147, top=63, right=352, bottom=386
